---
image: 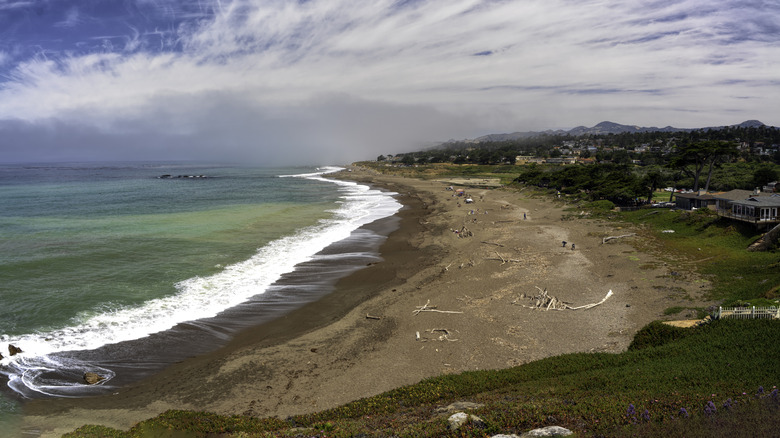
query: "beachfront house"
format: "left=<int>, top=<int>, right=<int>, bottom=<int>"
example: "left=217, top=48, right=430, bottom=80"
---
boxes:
left=714, top=189, right=780, bottom=229
left=672, top=192, right=717, bottom=210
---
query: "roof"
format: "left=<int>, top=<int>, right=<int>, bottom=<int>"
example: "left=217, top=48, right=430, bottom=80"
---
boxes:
left=730, top=195, right=780, bottom=208
left=713, top=189, right=771, bottom=201
left=674, top=192, right=715, bottom=200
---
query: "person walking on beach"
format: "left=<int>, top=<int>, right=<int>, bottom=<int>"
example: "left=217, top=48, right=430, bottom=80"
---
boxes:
left=571, top=243, right=575, bottom=250
left=562, top=240, right=567, bottom=247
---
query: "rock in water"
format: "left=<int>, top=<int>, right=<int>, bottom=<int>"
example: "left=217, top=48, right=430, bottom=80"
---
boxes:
left=84, top=372, right=105, bottom=385
left=8, top=345, right=22, bottom=356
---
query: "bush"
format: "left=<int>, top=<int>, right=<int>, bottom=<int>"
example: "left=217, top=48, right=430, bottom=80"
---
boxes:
left=628, top=321, right=690, bottom=351
left=584, top=200, right=615, bottom=212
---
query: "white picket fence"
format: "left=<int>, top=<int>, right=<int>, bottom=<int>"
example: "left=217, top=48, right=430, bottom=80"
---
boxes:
left=718, top=306, right=780, bottom=320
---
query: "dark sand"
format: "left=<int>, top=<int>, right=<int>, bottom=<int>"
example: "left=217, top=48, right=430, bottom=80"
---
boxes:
left=20, top=168, right=713, bottom=437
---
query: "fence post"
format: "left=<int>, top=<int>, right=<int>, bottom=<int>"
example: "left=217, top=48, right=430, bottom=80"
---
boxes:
left=718, top=306, right=722, bottom=319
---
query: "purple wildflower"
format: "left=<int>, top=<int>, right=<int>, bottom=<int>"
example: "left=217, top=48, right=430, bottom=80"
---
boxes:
left=679, top=407, right=689, bottom=418
left=626, top=403, right=637, bottom=423
left=722, top=398, right=733, bottom=410
left=704, top=400, right=717, bottom=416
left=642, top=409, right=650, bottom=422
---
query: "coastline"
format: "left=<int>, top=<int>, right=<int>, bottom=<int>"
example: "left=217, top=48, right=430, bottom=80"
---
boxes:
left=20, top=167, right=713, bottom=437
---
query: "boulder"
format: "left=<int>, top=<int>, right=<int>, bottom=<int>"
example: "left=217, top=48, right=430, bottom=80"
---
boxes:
left=520, top=425, right=573, bottom=437
left=83, top=372, right=105, bottom=385
left=448, top=412, right=486, bottom=431
left=8, top=345, right=22, bottom=356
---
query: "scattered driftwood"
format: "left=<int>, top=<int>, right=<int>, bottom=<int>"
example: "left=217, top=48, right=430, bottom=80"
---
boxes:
left=515, top=287, right=613, bottom=311
left=428, top=328, right=459, bottom=342
left=481, top=241, right=505, bottom=247
left=413, top=300, right=464, bottom=315
left=486, top=251, right=520, bottom=264
left=458, top=226, right=473, bottom=238
left=602, top=233, right=636, bottom=244
left=459, top=260, right=475, bottom=269
left=416, top=328, right=459, bottom=342
left=365, top=314, right=381, bottom=320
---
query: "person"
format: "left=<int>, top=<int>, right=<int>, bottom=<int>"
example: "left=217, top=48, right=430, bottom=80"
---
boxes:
left=571, top=243, right=575, bottom=250
left=523, top=212, right=527, bottom=220
left=562, top=240, right=567, bottom=247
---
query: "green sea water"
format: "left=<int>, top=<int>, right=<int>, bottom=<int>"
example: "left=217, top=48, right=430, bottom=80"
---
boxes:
left=0, top=162, right=401, bottom=433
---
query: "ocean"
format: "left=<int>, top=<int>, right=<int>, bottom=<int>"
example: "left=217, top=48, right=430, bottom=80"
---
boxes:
left=0, top=162, right=400, bottom=431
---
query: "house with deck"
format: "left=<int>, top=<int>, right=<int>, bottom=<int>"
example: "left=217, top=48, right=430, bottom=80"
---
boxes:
left=714, top=189, right=780, bottom=229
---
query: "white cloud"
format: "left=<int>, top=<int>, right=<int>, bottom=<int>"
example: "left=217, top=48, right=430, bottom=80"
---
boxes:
left=0, top=0, right=778, bottom=163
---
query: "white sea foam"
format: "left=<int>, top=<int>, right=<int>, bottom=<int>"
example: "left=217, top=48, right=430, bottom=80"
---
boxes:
left=0, top=168, right=401, bottom=397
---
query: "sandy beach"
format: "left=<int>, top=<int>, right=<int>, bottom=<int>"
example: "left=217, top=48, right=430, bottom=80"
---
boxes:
left=20, top=167, right=712, bottom=437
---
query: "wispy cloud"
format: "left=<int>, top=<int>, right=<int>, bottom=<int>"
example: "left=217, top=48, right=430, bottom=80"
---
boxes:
left=0, top=0, right=777, bottom=163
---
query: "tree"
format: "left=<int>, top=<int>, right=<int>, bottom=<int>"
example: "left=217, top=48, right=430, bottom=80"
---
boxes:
left=643, top=170, right=666, bottom=202
left=669, top=140, right=737, bottom=192
left=377, top=155, right=386, bottom=161
left=752, top=165, right=779, bottom=189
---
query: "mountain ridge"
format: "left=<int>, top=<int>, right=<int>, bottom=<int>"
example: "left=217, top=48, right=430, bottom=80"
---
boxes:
left=470, top=120, right=770, bottom=143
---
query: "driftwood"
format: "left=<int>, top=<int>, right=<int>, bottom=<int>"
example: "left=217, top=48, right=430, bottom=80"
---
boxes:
left=413, top=299, right=464, bottom=315
left=481, top=241, right=505, bottom=247
left=458, top=226, right=473, bottom=238
left=602, top=233, right=636, bottom=244
left=416, top=328, right=459, bottom=342
left=428, top=328, right=459, bottom=342
left=365, top=314, right=381, bottom=320
left=515, top=287, right=613, bottom=311
left=486, top=251, right=520, bottom=264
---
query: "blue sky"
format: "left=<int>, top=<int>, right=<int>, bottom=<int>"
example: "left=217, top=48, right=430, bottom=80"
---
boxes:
left=0, top=0, right=778, bottom=164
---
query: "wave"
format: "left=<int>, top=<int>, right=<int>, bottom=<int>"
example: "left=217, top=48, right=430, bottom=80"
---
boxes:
left=0, top=168, right=401, bottom=398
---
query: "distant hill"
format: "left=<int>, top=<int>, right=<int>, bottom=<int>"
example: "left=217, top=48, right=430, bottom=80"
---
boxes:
left=471, top=120, right=769, bottom=142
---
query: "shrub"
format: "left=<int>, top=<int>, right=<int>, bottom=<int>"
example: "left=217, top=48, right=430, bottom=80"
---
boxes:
left=628, top=321, right=690, bottom=351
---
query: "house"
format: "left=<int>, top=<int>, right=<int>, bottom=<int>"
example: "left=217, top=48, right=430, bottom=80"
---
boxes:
left=673, top=192, right=716, bottom=210
left=714, top=189, right=780, bottom=229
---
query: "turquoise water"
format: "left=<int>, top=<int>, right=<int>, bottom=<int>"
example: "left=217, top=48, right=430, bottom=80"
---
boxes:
left=0, top=162, right=400, bottom=431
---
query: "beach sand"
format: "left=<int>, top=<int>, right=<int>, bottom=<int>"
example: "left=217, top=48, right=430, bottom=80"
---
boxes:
left=20, top=167, right=713, bottom=437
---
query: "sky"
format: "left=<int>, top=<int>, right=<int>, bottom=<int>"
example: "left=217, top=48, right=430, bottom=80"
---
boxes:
left=0, top=0, right=778, bottom=165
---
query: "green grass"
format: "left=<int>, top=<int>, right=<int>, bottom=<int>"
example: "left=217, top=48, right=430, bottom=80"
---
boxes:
left=63, top=171, right=780, bottom=437
left=64, top=321, right=780, bottom=437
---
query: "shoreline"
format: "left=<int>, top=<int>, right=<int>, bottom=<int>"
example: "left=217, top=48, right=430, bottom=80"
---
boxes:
left=20, top=168, right=713, bottom=437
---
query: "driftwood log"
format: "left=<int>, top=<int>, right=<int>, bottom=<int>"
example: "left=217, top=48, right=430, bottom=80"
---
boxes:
left=486, top=251, right=520, bottom=264
left=413, top=300, right=464, bottom=315
left=602, top=233, right=636, bottom=244
left=515, top=287, right=613, bottom=311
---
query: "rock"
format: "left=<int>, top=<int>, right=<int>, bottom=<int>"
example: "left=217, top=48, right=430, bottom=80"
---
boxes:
left=435, top=401, right=485, bottom=414
left=448, top=412, right=486, bottom=430
left=84, top=372, right=105, bottom=385
left=520, top=425, right=573, bottom=437
left=8, top=345, right=22, bottom=356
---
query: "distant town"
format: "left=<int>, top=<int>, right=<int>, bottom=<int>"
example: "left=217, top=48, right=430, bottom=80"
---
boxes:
left=372, top=120, right=780, bottom=228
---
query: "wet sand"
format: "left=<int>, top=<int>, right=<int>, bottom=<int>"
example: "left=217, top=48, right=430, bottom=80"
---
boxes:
left=20, top=167, right=712, bottom=437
